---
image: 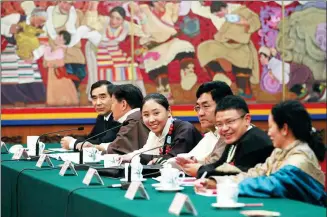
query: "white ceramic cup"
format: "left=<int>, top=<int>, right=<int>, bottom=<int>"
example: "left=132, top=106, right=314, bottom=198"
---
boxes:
left=27, top=136, right=45, bottom=156
left=216, top=180, right=239, bottom=205
left=83, top=147, right=101, bottom=163
left=124, top=163, right=143, bottom=181
left=104, top=154, right=121, bottom=168
left=160, top=167, right=185, bottom=188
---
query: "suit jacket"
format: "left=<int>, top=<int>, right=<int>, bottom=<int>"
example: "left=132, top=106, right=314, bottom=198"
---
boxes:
left=106, top=111, right=150, bottom=155
left=140, top=119, right=203, bottom=164
left=197, top=127, right=274, bottom=178
left=74, top=114, right=121, bottom=150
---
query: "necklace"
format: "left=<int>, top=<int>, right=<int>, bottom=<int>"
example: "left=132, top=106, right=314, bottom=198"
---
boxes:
left=159, top=122, right=174, bottom=155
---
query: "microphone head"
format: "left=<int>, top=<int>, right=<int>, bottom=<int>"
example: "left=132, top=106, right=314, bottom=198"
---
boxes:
left=78, top=127, right=85, bottom=131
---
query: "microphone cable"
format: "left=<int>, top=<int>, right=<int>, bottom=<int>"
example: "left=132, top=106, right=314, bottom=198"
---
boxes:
left=64, top=185, right=110, bottom=217
left=16, top=167, right=61, bottom=217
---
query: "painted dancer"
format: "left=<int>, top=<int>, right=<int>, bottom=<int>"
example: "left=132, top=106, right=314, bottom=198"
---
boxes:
left=84, top=2, right=147, bottom=98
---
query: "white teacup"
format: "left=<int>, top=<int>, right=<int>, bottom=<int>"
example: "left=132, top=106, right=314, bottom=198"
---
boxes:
left=83, top=147, right=101, bottom=163
left=217, top=179, right=239, bottom=205
left=160, top=167, right=185, bottom=188
left=104, top=154, right=121, bottom=168
left=27, top=135, right=45, bottom=156
left=124, top=163, right=143, bottom=181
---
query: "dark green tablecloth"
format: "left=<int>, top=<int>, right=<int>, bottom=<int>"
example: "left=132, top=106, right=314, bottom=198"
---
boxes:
left=1, top=144, right=326, bottom=217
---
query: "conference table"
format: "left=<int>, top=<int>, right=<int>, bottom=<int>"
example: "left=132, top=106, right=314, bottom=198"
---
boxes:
left=2, top=144, right=326, bottom=217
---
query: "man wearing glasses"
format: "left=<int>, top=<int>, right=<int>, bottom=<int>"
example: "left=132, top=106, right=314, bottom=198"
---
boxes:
left=196, top=95, right=274, bottom=178
left=167, top=81, right=233, bottom=176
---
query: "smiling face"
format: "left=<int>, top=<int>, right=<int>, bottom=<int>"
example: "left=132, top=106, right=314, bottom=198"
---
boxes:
left=216, top=109, right=251, bottom=144
left=109, top=11, right=124, bottom=29
left=195, top=93, right=217, bottom=131
left=142, top=99, right=170, bottom=136
left=91, top=85, right=112, bottom=115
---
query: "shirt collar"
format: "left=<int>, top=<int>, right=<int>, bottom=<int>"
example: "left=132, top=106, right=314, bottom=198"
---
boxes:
left=104, top=113, right=112, bottom=121
left=157, top=117, right=174, bottom=139
left=117, top=108, right=140, bottom=123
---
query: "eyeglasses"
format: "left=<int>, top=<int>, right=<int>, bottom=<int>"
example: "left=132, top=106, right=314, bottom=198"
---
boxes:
left=194, top=104, right=214, bottom=113
left=216, top=115, right=246, bottom=130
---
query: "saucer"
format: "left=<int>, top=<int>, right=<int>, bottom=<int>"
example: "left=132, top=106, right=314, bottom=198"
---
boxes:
left=155, top=186, right=184, bottom=192
left=211, top=202, right=245, bottom=209
left=120, top=178, right=147, bottom=182
left=152, top=183, right=162, bottom=187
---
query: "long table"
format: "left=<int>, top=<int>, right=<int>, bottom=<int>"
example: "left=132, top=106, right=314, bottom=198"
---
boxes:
left=2, top=144, right=326, bottom=217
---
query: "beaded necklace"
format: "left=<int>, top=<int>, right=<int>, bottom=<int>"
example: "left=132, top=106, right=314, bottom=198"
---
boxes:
left=159, top=121, right=174, bottom=155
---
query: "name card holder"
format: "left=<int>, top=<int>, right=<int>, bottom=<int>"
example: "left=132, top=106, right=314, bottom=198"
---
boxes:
left=1, top=141, right=9, bottom=153
left=125, top=182, right=150, bottom=200
left=82, top=168, right=104, bottom=186
left=36, top=154, right=54, bottom=168
left=59, top=160, right=78, bottom=176
left=12, top=148, right=29, bottom=160
left=169, top=193, right=198, bottom=216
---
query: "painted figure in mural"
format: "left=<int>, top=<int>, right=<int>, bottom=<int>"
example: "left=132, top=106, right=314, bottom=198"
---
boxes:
left=84, top=1, right=147, bottom=98
left=128, top=1, right=196, bottom=103
left=14, top=9, right=45, bottom=61
left=259, top=46, right=316, bottom=101
left=192, top=1, right=261, bottom=99
left=1, top=5, right=47, bottom=105
left=44, top=0, right=87, bottom=98
left=43, top=30, right=79, bottom=106
left=276, top=6, right=326, bottom=94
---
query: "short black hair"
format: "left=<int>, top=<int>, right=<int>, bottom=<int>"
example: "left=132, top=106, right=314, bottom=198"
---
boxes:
left=90, top=80, right=112, bottom=97
left=142, top=93, right=169, bottom=111
left=110, top=6, right=126, bottom=19
left=216, top=95, right=249, bottom=114
left=272, top=100, right=325, bottom=162
left=112, top=84, right=143, bottom=109
left=210, top=1, right=228, bottom=13
left=58, top=30, right=71, bottom=45
left=196, top=81, right=233, bottom=104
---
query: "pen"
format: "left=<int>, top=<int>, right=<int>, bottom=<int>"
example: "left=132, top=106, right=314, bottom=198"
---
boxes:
left=244, top=203, right=264, bottom=207
left=200, top=171, right=208, bottom=180
left=108, top=184, right=122, bottom=188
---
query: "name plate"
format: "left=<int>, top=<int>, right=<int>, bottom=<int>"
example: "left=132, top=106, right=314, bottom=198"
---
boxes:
left=59, top=160, right=78, bottom=176
left=169, top=193, right=198, bottom=216
left=82, top=168, right=104, bottom=186
left=1, top=141, right=9, bottom=153
left=36, top=154, right=54, bottom=168
left=12, top=148, right=29, bottom=160
left=125, top=182, right=149, bottom=200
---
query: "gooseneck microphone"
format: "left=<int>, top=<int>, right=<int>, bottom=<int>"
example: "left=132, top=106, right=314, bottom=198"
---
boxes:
left=78, top=123, right=126, bottom=165
left=35, top=127, right=85, bottom=157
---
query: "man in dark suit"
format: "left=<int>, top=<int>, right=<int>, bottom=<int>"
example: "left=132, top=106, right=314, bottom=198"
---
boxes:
left=60, top=80, right=121, bottom=150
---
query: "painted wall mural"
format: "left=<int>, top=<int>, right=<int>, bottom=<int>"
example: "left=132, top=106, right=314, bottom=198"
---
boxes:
left=1, top=1, right=326, bottom=107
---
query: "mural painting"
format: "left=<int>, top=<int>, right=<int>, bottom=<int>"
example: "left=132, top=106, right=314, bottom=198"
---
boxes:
left=1, top=1, right=326, bottom=107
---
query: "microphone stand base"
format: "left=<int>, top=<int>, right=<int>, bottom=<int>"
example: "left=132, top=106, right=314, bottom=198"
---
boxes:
left=74, top=164, right=90, bottom=171
left=120, top=181, right=131, bottom=190
left=28, top=156, right=40, bottom=161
